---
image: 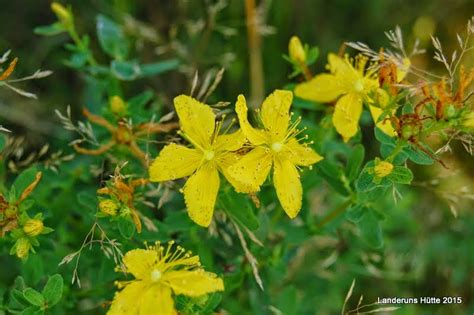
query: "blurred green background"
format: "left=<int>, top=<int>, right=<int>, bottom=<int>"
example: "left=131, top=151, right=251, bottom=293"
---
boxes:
left=1, top=1, right=473, bottom=314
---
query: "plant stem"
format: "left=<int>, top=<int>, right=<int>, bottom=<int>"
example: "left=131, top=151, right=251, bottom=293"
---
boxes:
left=317, top=199, right=352, bottom=228
left=245, top=0, right=264, bottom=108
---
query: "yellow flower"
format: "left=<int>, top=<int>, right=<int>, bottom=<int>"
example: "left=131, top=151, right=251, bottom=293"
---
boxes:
left=294, top=53, right=394, bottom=142
left=99, top=199, right=119, bottom=216
left=107, top=242, right=224, bottom=315
left=149, top=95, right=251, bottom=227
left=15, top=238, right=31, bottom=259
left=289, top=36, right=306, bottom=64
left=228, top=90, right=323, bottom=218
left=374, top=160, right=394, bottom=178
left=23, top=219, right=44, bottom=237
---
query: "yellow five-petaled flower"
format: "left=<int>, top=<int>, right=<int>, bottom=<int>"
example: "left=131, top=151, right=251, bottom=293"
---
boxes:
left=108, top=241, right=224, bottom=315
left=295, top=53, right=396, bottom=142
left=149, top=95, right=251, bottom=227
left=228, top=90, right=323, bottom=218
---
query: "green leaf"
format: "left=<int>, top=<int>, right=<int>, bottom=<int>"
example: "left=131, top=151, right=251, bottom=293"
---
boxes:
left=21, top=306, right=43, bottom=315
left=404, top=145, right=434, bottom=165
left=118, top=217, right=136, bottom=239
left=388, top=166, right=414, bottom=184
left=221, top=188, right=259, bottom=231
left=110, top=60, right=140, bottom=80
left=77, top=191, right=96, bottom=211
left=139, top=59, right=180, bottom=77
left=13, top=167, right=38, bottom=200
left=357, top=210, right=383, bottom=248
left=374, top=127, right=396, bottom=145
left=22, top=288, right=44, bottom=307
left=34, top=22, right=67, bottom=36
left=200, top=293, right=222, bottom=314
left=355, top=165, right=376, bottom=192
left=276, top=285, right=298, bottom=315
left=346, top=144, right=365, bottom=181
left=346, top=204, right=368, bottom=223
left=128, top=90, right=154, bottom=108
left=42, top=274, right=63, bottom=306
left=315, top=160, right=351, bottom=196
left=96, top=15, right=129, bottom=60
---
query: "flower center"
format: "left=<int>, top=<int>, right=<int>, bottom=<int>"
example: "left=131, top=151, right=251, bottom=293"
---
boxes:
left=204, top=150, right=215, bottom=160
left=271, top=142, right=283, bottom=152
left=354, top=80, right=364, bottom=92
left=150, top=269, right=162, bottom=282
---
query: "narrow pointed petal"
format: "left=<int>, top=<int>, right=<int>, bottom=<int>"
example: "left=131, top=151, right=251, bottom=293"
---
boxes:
left=107, top=281, right=146, bottom=315
left=332, top=93, right=363, bottom=142
left=174, top=95, right=215, bottom=149
left=149, top=144, right=201, bottom=182
left=139, top=285, right=176, bottom=315
left=164, top=270, right=224, bottom=297
left=122, top=249, right=158, bottom=280
left=227, top=147, right=273, bottom=192
left=183, top=163, right=220, bottom=227
left=294, top=74, right=343, bottom=103
left=260, top=89, right=293, bottom=141
left=235, top=95, right=269, bottom=145
left=273, top=157, right=302, bottom=218
left=217, top=152, right=257, bottom=193
left=282, top=138, right=323, bottom=166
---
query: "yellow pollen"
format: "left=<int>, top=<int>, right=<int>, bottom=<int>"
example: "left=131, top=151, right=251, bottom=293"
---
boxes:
left=204, top=150, right=215, bottom=160
left=271, top=142, right=283, bottom=152
left=150, top=269, right=162, bottom=282
left=354, top=80, right=364, bottom=92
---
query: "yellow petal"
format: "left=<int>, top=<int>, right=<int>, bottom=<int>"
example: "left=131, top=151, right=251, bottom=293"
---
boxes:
left=123, top=249, right=158, bottom=280
left=174, top=95, right=215, bottom=149
left=235, top=95, right=269, bottom=145
left=149, top=144, right=202, bottom=182
left=139, top=285, right=176, bottom=315
left=282, top=138, right=323, bottom=166
left=369, top=105, right=397, bottom=137
left=273, top=157, right=302, bottom=218
left=260, top=89, right=293, bottom=141
left=397, top=58, right=411, bottom=82
left=107, top=281, right=146, bottom=315
left=214, top=130, right=246, bottom=152
left=332, top=93, right=363, bottom=142
left=183, top=163, right=220, bottom=227
left=217, top=152, right=257, bottom=193
left=227, top=146, right=273, bottom=192
left=164, top=270, right=224, bottom=297
left=294, top=74, right=343, bottom=103
left=328, top=53, right=352, bottom=75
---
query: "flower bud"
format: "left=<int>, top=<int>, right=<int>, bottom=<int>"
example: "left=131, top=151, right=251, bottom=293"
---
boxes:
left=462, top=111, right=474, bottom=129
left=23, top=219, right=44, bottom=237
left=99, top=199, right=119, bottom=216
left=374, top=160, right=394, bottom=178
left=289, top=36, right=306, bottom=64
left=110, top=96, right=128, bottom=116
left=51, top=2, right=73, bottom=29
left=15, top=238, right=31, bottom=259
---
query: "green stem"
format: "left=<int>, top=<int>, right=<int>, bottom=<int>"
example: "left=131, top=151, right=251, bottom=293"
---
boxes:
left=317, top=199, right=352, bottom=228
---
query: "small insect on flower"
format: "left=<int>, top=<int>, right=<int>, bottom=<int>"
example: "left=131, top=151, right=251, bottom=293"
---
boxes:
left=294, top=53, right=396, bottom=142
left=107, top=241, right=224, bottom=315
left=228, top=90, right=323, bottom=219
left=149, top=95, right=253, bottom=227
